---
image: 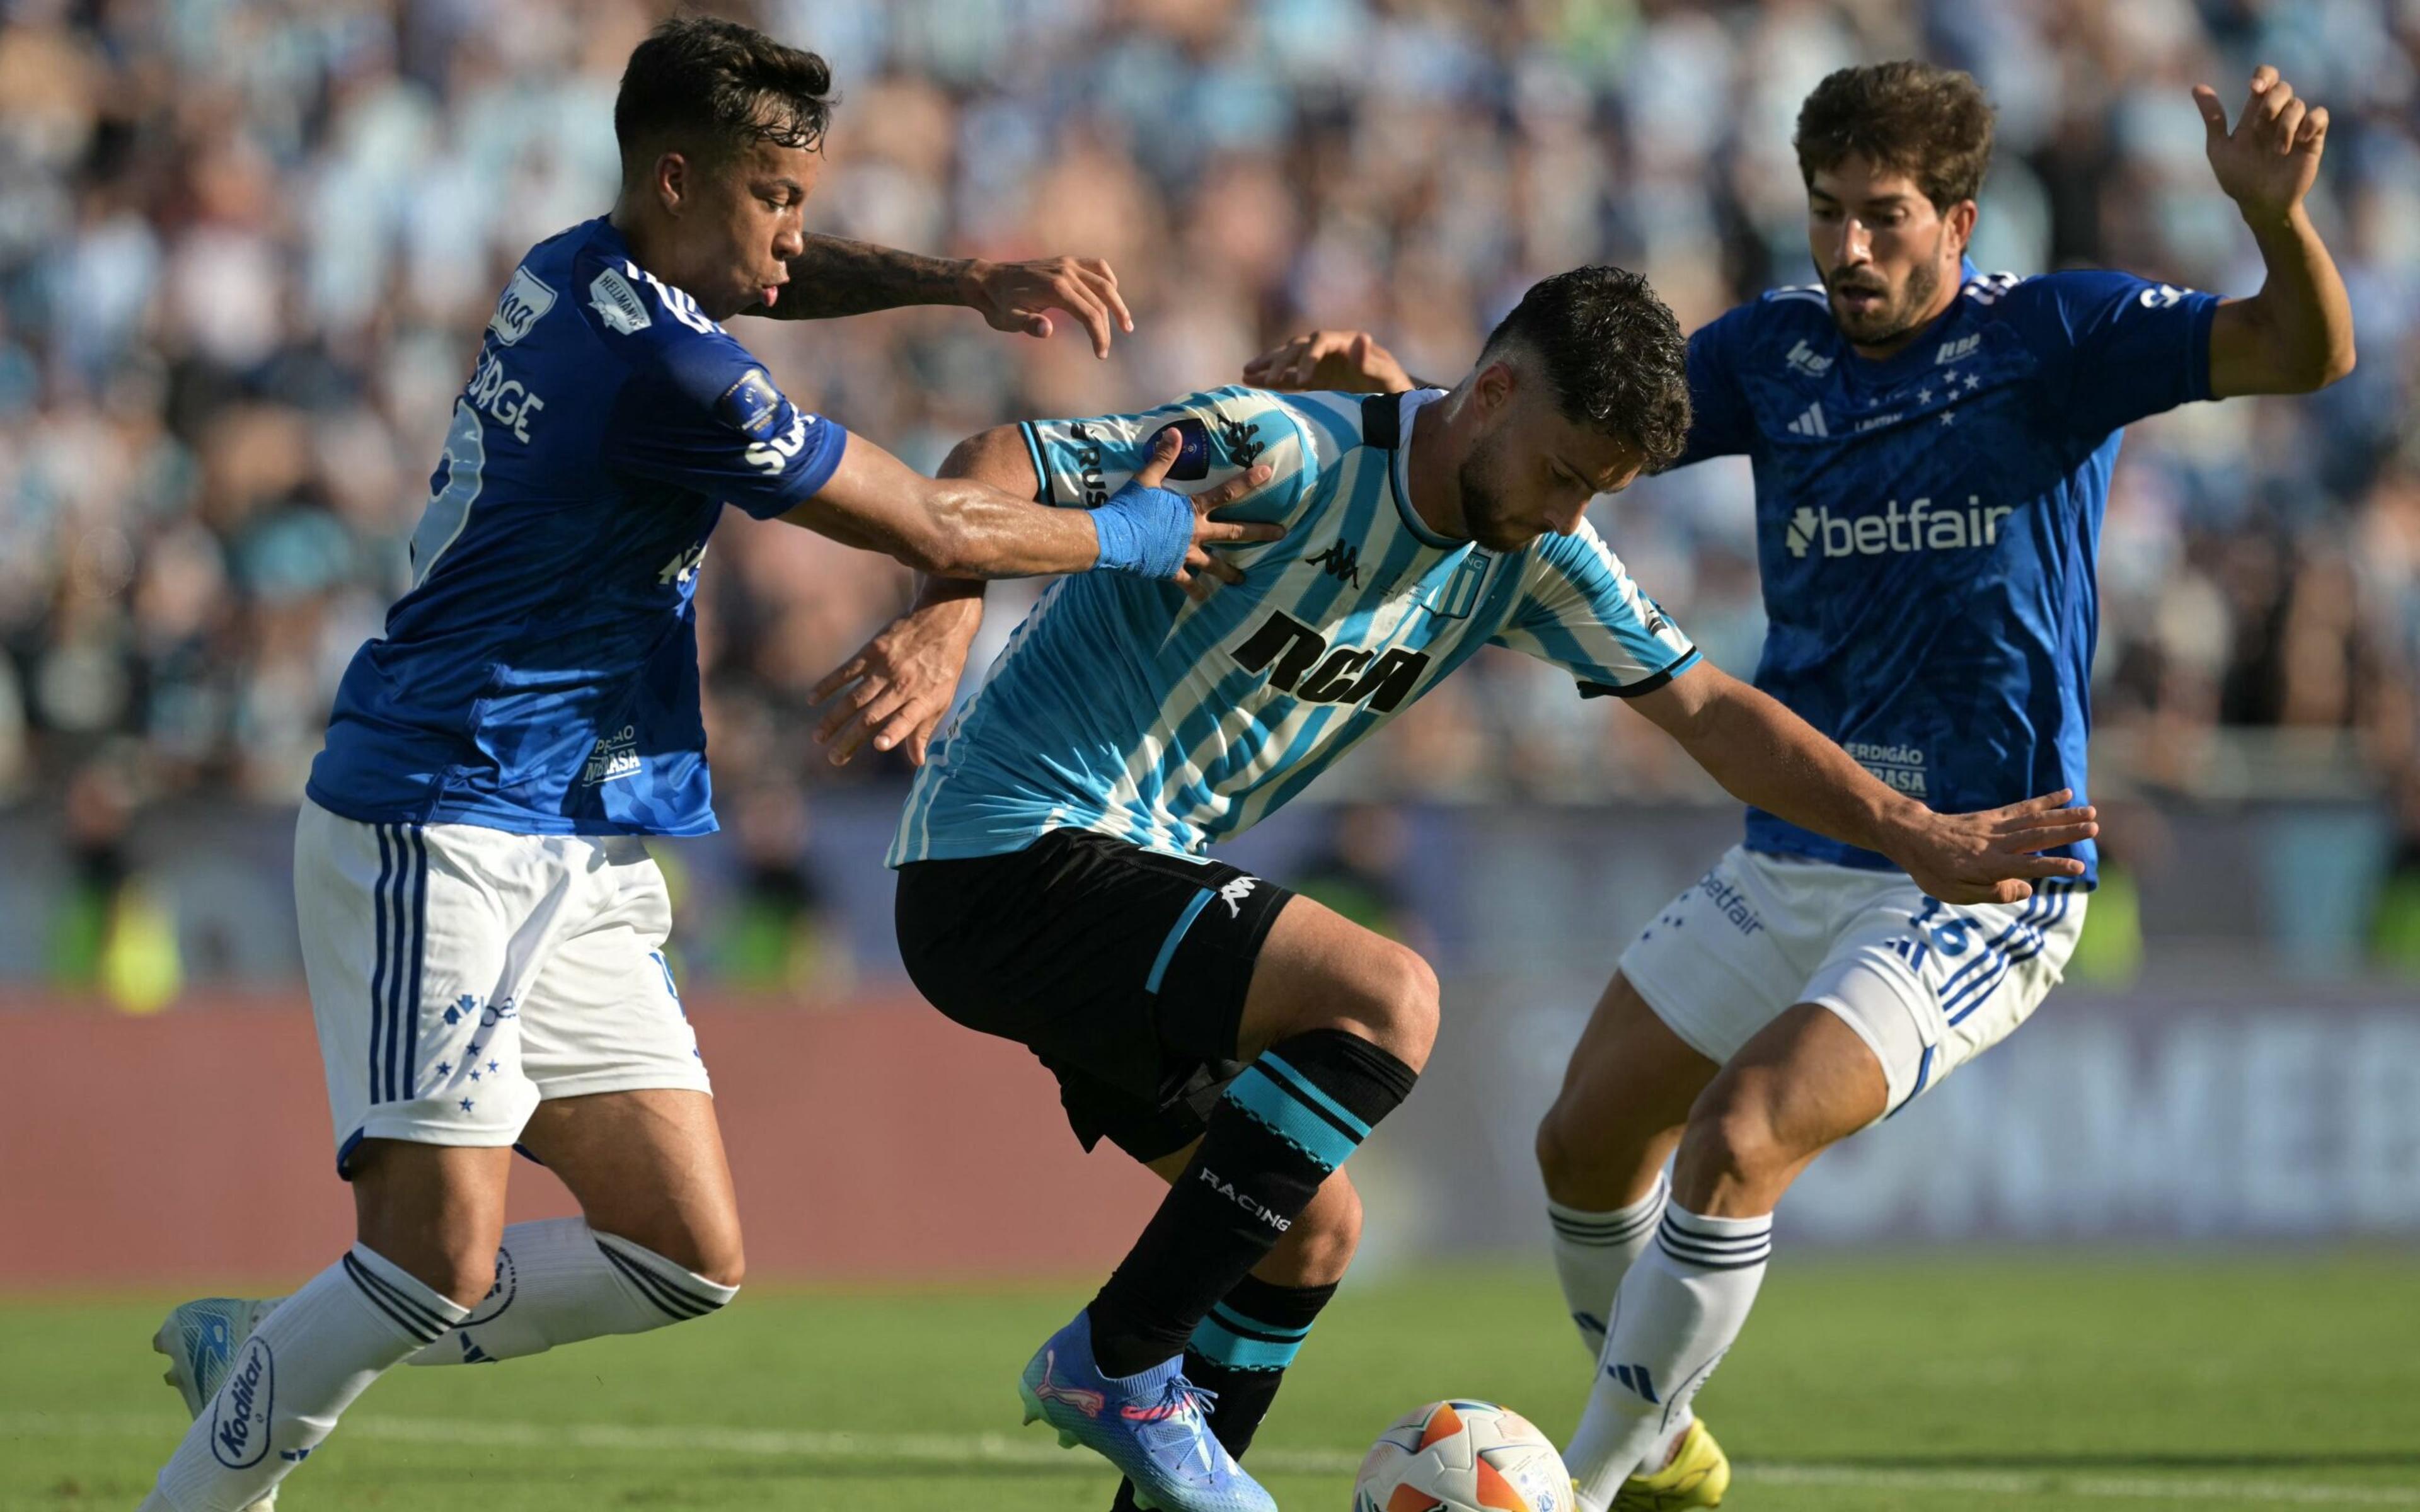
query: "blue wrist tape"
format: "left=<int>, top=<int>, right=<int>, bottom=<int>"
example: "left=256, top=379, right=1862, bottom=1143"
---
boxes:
left=1092, top=481, right=1194, bottom=580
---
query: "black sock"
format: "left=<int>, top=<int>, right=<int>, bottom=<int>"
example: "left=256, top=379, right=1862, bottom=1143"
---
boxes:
left=1110, top=1275, right=1339, bottom=1511
left=1087, top=1028, right=1415, bottom=1377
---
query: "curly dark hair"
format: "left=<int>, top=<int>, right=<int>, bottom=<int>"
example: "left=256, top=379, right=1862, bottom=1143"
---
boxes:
left=1794, top=61, right=1994, bottom=211
left=1479, top=266, right=1691, bottom=469
left=614, top=14, right=836, bottom=173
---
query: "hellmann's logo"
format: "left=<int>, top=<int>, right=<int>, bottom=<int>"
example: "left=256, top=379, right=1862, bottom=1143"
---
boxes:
left=1785, top=496, right=2014, bottom=559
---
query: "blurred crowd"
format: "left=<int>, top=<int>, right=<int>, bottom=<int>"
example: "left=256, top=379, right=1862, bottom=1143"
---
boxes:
left=3, top=0, right=2419, bottom=988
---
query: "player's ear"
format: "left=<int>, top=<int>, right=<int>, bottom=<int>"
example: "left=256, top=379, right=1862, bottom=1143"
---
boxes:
left=1945, top=198, right=1978, bottom=256
left=655, top=151, right=689, bottom=215
left=1475, top=358, right=1516, bottom=415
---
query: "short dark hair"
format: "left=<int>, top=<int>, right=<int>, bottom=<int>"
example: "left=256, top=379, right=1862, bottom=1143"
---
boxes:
left=614, top=14, right=836, bottom=175
left=1794, top=61, right=1993, bottom=212
left=1480, top=266, right=1690, bottom=469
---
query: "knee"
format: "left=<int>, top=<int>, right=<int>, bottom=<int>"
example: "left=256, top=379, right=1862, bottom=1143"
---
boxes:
left=691, top=1237, right=745, bottom=1293
left=1267, top=1174, right=1363, bottom=1287
left=406, top=1240, right=504, bottom=1312
left=1671, top=1087, right=1788, bottom=1210
left=1533, top=1102, right=1584, bottom=1193
left=662, top=1228, right=747, bottom=1293
left=1337, top=942, right=1439, bottom=1071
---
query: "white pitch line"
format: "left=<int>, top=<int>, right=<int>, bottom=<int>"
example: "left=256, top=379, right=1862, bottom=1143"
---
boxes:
left=9, top=1413, right=2419, bottom=1506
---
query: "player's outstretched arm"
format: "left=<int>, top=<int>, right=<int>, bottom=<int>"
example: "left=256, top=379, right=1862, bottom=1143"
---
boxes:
left=805, top=427, right=1274, bottom=765
left=2199, top=66, right=2356, bottom=396
left=1627, top=663, right=2098, bottom=905
left=1243, top=330, right=1422, bottom=393
left=743, top=236, right=1134, bottom=358
left=784, top=427, right=1277, bottom=581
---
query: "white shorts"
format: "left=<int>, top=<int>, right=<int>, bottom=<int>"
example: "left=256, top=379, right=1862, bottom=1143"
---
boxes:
left=1618, top=845, right=2087, bottom=1120
left=294, top=800, right=710, bottom=1175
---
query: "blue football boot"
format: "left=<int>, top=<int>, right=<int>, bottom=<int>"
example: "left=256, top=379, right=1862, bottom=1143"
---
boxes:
left=151, top=1296, right=282, bottom=1511
left=1017, top=1310, right=1276, bottom=1512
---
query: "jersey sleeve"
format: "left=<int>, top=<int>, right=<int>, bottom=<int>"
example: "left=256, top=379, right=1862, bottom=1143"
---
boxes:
left=1671, top=305, right=1758, bottom=467
left=2017, top=269, right=2221, bottom=440
left=1492, top=523, right=1702, bottom=697
left=1021, top=385, right=1315, bottom=530
left=584, top=258, right=848, bottom=520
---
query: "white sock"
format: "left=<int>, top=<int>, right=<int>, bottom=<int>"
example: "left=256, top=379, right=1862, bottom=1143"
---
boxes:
left=1567, top=1205, right=1772, bottom=1511
left=405, top=1218, right=738, bottom=1366
left=1545, top=1172, right=1668, bottom=1359
left=151, top=1246, right=468, bottom=1511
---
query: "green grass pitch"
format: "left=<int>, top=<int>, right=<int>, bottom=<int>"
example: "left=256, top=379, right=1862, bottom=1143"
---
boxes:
left=4, top=1253, right=2416, bottom=1511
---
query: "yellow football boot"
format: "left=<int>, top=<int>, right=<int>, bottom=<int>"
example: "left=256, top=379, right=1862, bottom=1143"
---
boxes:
left=1608, top=1418, right=1731, bottom=1510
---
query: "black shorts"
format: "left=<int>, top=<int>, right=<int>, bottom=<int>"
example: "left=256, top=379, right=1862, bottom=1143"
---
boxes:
left=894, top=829, right=1293, bottom=1163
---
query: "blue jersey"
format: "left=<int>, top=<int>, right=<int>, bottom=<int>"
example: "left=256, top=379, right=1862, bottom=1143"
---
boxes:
left=890, top=387, right=1699, bottom=864
left=1683, top=263, right=2220, bottom=880
left=308, top=217, right=848, bottom=836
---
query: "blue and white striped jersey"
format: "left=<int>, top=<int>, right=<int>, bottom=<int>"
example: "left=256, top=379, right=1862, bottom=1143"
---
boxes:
left=889, top=387, right=1699, bottom=864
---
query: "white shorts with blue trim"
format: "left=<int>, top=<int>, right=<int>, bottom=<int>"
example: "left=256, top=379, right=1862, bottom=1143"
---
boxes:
left=294, top=799, right=710, bottom=1176
left=1617, top=845, right=2087, bottom=1120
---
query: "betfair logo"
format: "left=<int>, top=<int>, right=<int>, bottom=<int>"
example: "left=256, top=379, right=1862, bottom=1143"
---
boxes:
left=1785, top=498, right=2014, bottom=560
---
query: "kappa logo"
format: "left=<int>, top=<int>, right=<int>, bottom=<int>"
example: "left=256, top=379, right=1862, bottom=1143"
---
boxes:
left=589, top=268, right=650, bottom=335
left=1305, top=542, right=1363, bottom=587
left=488, top=266, right=556, bottom=346
left=1218, top=414, right=1265, bottom=468
left=1218, top=875, right=1259, bottom=918
left=1783, top=338, right=1833, bottom=378
left=209, top=1337, right=275, bottom=1469
left=1935, top=333, right=1982, bottom=365
left=1230, top=609, right=1430, bottom=711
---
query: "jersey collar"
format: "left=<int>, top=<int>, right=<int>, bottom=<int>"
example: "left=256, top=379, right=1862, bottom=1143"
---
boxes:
left=1388, top=388, right=1464, bottom=551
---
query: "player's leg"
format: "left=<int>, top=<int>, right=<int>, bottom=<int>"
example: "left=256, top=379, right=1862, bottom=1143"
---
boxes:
left=400, top=840, right=740, bottom=1367
left=1535, top=850, right=1809, bottom=1364
left=1079, top=891, right=1432, bottom=1381
left=1565, top=880, right=2089, bottom=1511
left=1533, top=973, right=1714, bottom=1358
left=146, top=808, right=547, bottom=1511
left=897, top=833, right=1429, bottom=1512
left=1105, top=1141, right=1360, bottom=1512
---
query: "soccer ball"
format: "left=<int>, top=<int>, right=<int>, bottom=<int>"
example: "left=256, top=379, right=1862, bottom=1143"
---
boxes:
left=1352, top=1399, right=1576, bottom=1512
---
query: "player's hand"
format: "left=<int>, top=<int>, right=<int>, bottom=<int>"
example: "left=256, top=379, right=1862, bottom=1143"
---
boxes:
left=810, top=587, right=984, bottom=767
left=1126, top=426, right=1281, bottom=593
left=2195, top=66, right=2329, bottom=224
left=1243, top=330, right=1415, bottom=394
left=960, top=256, right=1133, bottom=359
left=1885, top=790, right=2099, bottom=907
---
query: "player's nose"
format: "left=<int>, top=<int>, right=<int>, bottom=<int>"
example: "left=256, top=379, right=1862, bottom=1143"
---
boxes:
left=1837, top=217, right=1873, bottom=265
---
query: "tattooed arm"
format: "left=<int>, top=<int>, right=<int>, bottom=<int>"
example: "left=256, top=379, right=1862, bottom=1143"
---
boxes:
left=746, top=236, right=1135, bottom=358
